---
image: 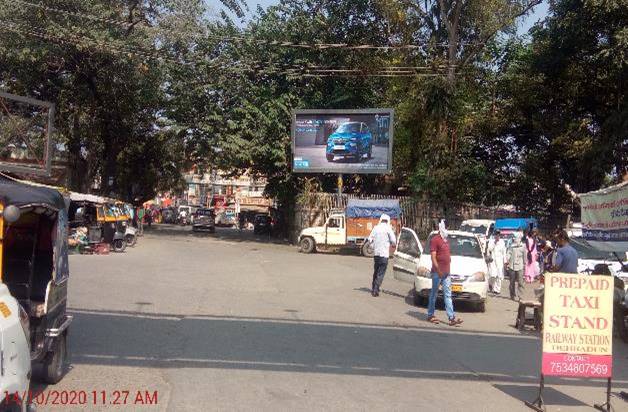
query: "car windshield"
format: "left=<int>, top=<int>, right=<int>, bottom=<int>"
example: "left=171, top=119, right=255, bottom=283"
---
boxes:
left=256, top=216, right=271, bottom=223
left=336, top=123, right=361, bottom=133
left=459, top=224, right=488, bottom=235
left=196, top=209, right=214, bottom=217
left=571, top=240, right=624, bottom=261
left=424, top=234, right=483, bottom=258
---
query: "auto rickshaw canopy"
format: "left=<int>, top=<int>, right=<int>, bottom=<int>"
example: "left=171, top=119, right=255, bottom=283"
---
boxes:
left=0, top=176, right=66, bottom=211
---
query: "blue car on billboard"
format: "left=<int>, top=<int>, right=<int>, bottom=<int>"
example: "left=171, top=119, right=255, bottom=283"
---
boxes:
left=326, top=122, right=373, bottom=162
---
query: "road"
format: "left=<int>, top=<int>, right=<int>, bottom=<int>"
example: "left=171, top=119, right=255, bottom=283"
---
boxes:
left=37, top=226, right=628, bottom=411
left=295, top=145, right=388, bottom=171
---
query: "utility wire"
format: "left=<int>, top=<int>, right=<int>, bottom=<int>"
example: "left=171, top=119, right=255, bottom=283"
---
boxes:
left=10, top=0, right=472, bottom=51
left=0, top=19, right=453, bottom=77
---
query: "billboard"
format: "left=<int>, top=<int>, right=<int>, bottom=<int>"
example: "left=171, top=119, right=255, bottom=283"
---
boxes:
left=292, top=109, right=394, bottom=174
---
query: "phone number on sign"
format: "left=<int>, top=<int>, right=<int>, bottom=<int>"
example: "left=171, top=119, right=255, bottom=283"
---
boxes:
left=4, top=390, right=158, bottom=407
left=549, top=362, right=609, bottom=376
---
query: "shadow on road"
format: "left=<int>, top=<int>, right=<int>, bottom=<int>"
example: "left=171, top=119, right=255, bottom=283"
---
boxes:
left=143, top=225, right=291, bottom=246
left=66, top=307, right=628, bottom=399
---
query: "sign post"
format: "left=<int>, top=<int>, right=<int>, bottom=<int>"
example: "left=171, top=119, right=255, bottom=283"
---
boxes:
left=526, top=272, right=614, bottom=412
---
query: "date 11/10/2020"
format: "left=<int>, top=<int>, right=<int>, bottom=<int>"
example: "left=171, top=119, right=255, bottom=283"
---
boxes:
left=4, top=390, right=158, bottom=407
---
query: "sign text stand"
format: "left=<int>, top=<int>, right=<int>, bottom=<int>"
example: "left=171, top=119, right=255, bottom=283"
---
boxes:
left=593, top=377, right=611, bottom=412
left=524, top=374, right=546, bottom=412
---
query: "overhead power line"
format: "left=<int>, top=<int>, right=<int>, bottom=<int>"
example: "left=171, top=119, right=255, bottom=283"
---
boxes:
left=10, top=0, right=473, bottom=51
left=0, top=19, right=455, bottom=78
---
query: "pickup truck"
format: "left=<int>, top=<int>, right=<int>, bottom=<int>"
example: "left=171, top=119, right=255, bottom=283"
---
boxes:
left=298, top=199, right=401, bottom=257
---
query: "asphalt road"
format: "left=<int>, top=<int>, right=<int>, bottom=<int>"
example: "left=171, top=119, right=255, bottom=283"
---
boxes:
left=295, top=145, right=388, bottom=171
left=37, top=226, right=628, bottom=411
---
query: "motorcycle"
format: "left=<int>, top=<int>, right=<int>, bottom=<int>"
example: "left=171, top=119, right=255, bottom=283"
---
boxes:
left=125, top=225, right=137, bottom=247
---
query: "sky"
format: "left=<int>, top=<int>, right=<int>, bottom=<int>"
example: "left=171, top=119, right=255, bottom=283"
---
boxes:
left=206, top=0, right=549, bottom=35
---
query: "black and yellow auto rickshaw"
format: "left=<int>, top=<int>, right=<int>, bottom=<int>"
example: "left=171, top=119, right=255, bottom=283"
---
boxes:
left=0, top=176, right=72, bottom=384
left=68, top=194, right=126, bottom=252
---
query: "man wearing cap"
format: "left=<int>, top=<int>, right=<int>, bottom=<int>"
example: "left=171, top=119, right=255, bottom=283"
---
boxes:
left=367, top=214, right=397, bottom=297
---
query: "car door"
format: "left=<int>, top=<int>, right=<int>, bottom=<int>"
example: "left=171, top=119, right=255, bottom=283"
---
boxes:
left=325, top=216, right=345, bottom=245
left=393, top=228, right=423, bottom=284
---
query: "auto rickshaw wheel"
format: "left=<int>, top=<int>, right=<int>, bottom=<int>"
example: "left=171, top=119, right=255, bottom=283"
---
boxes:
left=41, top=332, right=68, bottom=384
left=113, top=239, right=126, bottom=252
left=125, top=233, right=137, bottom=247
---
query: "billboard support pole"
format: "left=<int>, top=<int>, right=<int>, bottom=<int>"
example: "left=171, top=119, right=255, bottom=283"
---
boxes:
left=524, top=374, right=545, bottom=412
left=593, top=378, right=612, bottom=412
left=337, top=174, right=343, bottom=200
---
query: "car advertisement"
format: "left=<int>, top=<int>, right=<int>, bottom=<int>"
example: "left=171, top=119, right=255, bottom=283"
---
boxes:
left=292, top=109, right=394, bottom=174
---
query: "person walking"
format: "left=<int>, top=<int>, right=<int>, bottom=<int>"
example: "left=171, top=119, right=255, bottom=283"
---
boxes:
left=427, top=220, right=463, bottom=326
left=524, top=227, right=539, bottom=282
left=506, top=231, right=526, bottom=301
left=367, top=214, right=397, bottom=297
left=552, top=230, right=579, bottom=273
left=487, top=230, right=507, bottom=294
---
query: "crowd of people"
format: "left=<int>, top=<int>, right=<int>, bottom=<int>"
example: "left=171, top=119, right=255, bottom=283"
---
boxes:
left=486, top=227, right=579, bottom=301
left=367, top=217, right=582, bottom=326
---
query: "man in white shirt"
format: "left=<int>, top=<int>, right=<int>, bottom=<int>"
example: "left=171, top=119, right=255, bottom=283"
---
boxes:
left=367, top=214, right=397, bottom=297
left=487, top=230, right=507, bottom=294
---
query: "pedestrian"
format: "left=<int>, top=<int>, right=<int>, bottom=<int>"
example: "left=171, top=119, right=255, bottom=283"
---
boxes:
left=487, top=230, right=507, bottom=294
left=524, top=227, right=539, bottom=282
left=367, top=214, right=397, bottom=297
left=506, top=231, right=526, bottom=301
left=427, top=220, right=463, bottom=326
left=551, top=230, right=579, bottom=273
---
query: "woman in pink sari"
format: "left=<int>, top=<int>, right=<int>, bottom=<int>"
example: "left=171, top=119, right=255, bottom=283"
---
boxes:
left=524, top=227, right=539, bottom=282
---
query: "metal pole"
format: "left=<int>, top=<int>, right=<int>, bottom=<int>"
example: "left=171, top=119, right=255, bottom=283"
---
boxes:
left=337, top=173, right=343, bottom=199
left=593, top=378, right=612, bottom=412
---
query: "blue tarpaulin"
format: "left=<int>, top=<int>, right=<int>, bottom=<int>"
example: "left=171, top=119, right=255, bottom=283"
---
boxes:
left=495, top=217, right=538, bottom=231
left=346, top=199, right=401, bottom=219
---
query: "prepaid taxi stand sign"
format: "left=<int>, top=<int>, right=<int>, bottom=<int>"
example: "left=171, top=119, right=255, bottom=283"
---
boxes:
left=526, top=273, right=615, bottom=412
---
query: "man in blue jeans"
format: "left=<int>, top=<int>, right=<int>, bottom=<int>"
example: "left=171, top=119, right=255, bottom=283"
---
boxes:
left=427, top=220, right=463, bottom=326
left=367, top=214, right=397, bottom=297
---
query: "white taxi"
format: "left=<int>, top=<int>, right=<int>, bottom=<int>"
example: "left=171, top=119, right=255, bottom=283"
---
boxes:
left=0, top=283, right=31, bottom=411
left=392, top=228, right=489, bottom=312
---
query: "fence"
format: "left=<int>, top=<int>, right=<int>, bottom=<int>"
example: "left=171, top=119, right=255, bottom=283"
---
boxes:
left=291, top=192, right=521, bottom=242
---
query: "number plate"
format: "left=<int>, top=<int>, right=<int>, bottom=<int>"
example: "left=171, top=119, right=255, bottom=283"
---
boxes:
left=334, top=145, right=346, bottom=150
left=451, top=284, right=463, bottom=292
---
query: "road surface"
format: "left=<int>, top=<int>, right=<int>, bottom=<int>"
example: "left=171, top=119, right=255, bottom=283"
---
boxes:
left=36, top=226, right=628, bottom=411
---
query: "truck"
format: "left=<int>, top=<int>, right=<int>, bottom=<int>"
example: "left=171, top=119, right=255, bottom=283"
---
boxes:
left=298, top=199, right=402, bottom=257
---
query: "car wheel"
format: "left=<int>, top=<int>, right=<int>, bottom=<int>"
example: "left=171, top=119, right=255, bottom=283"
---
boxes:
left=361, top=242, right=374, bottom=258
left=413, top=290, right=426, bottom=307
left=41, top=332, right=68, bottom=384
left=326, top=154, right=334, bottom=162
left=477, top=301, right=487, bottom=313
left=300, top=237, right=316, bottom=253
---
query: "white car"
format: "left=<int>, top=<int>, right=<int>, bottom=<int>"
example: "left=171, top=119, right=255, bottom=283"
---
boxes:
left=0, top=283, right=31, bottom=412
left=392, top=228, right=489, bottom=312
left=459, top=219, right=495, bottom=242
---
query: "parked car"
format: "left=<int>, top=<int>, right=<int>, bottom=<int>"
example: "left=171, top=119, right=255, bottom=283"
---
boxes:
left=326, top=122, right=373, bottom=162
left=392, top=228, right=489, bottom=312
left=192, top=209, right=215, bottom=233
left=459, top=219, right=494, bottom=240
left=253, top=214, right=273, bottom=235
left=161, top=207, right=177, bottom=224
left=215, top=210, right=236, bottom=227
